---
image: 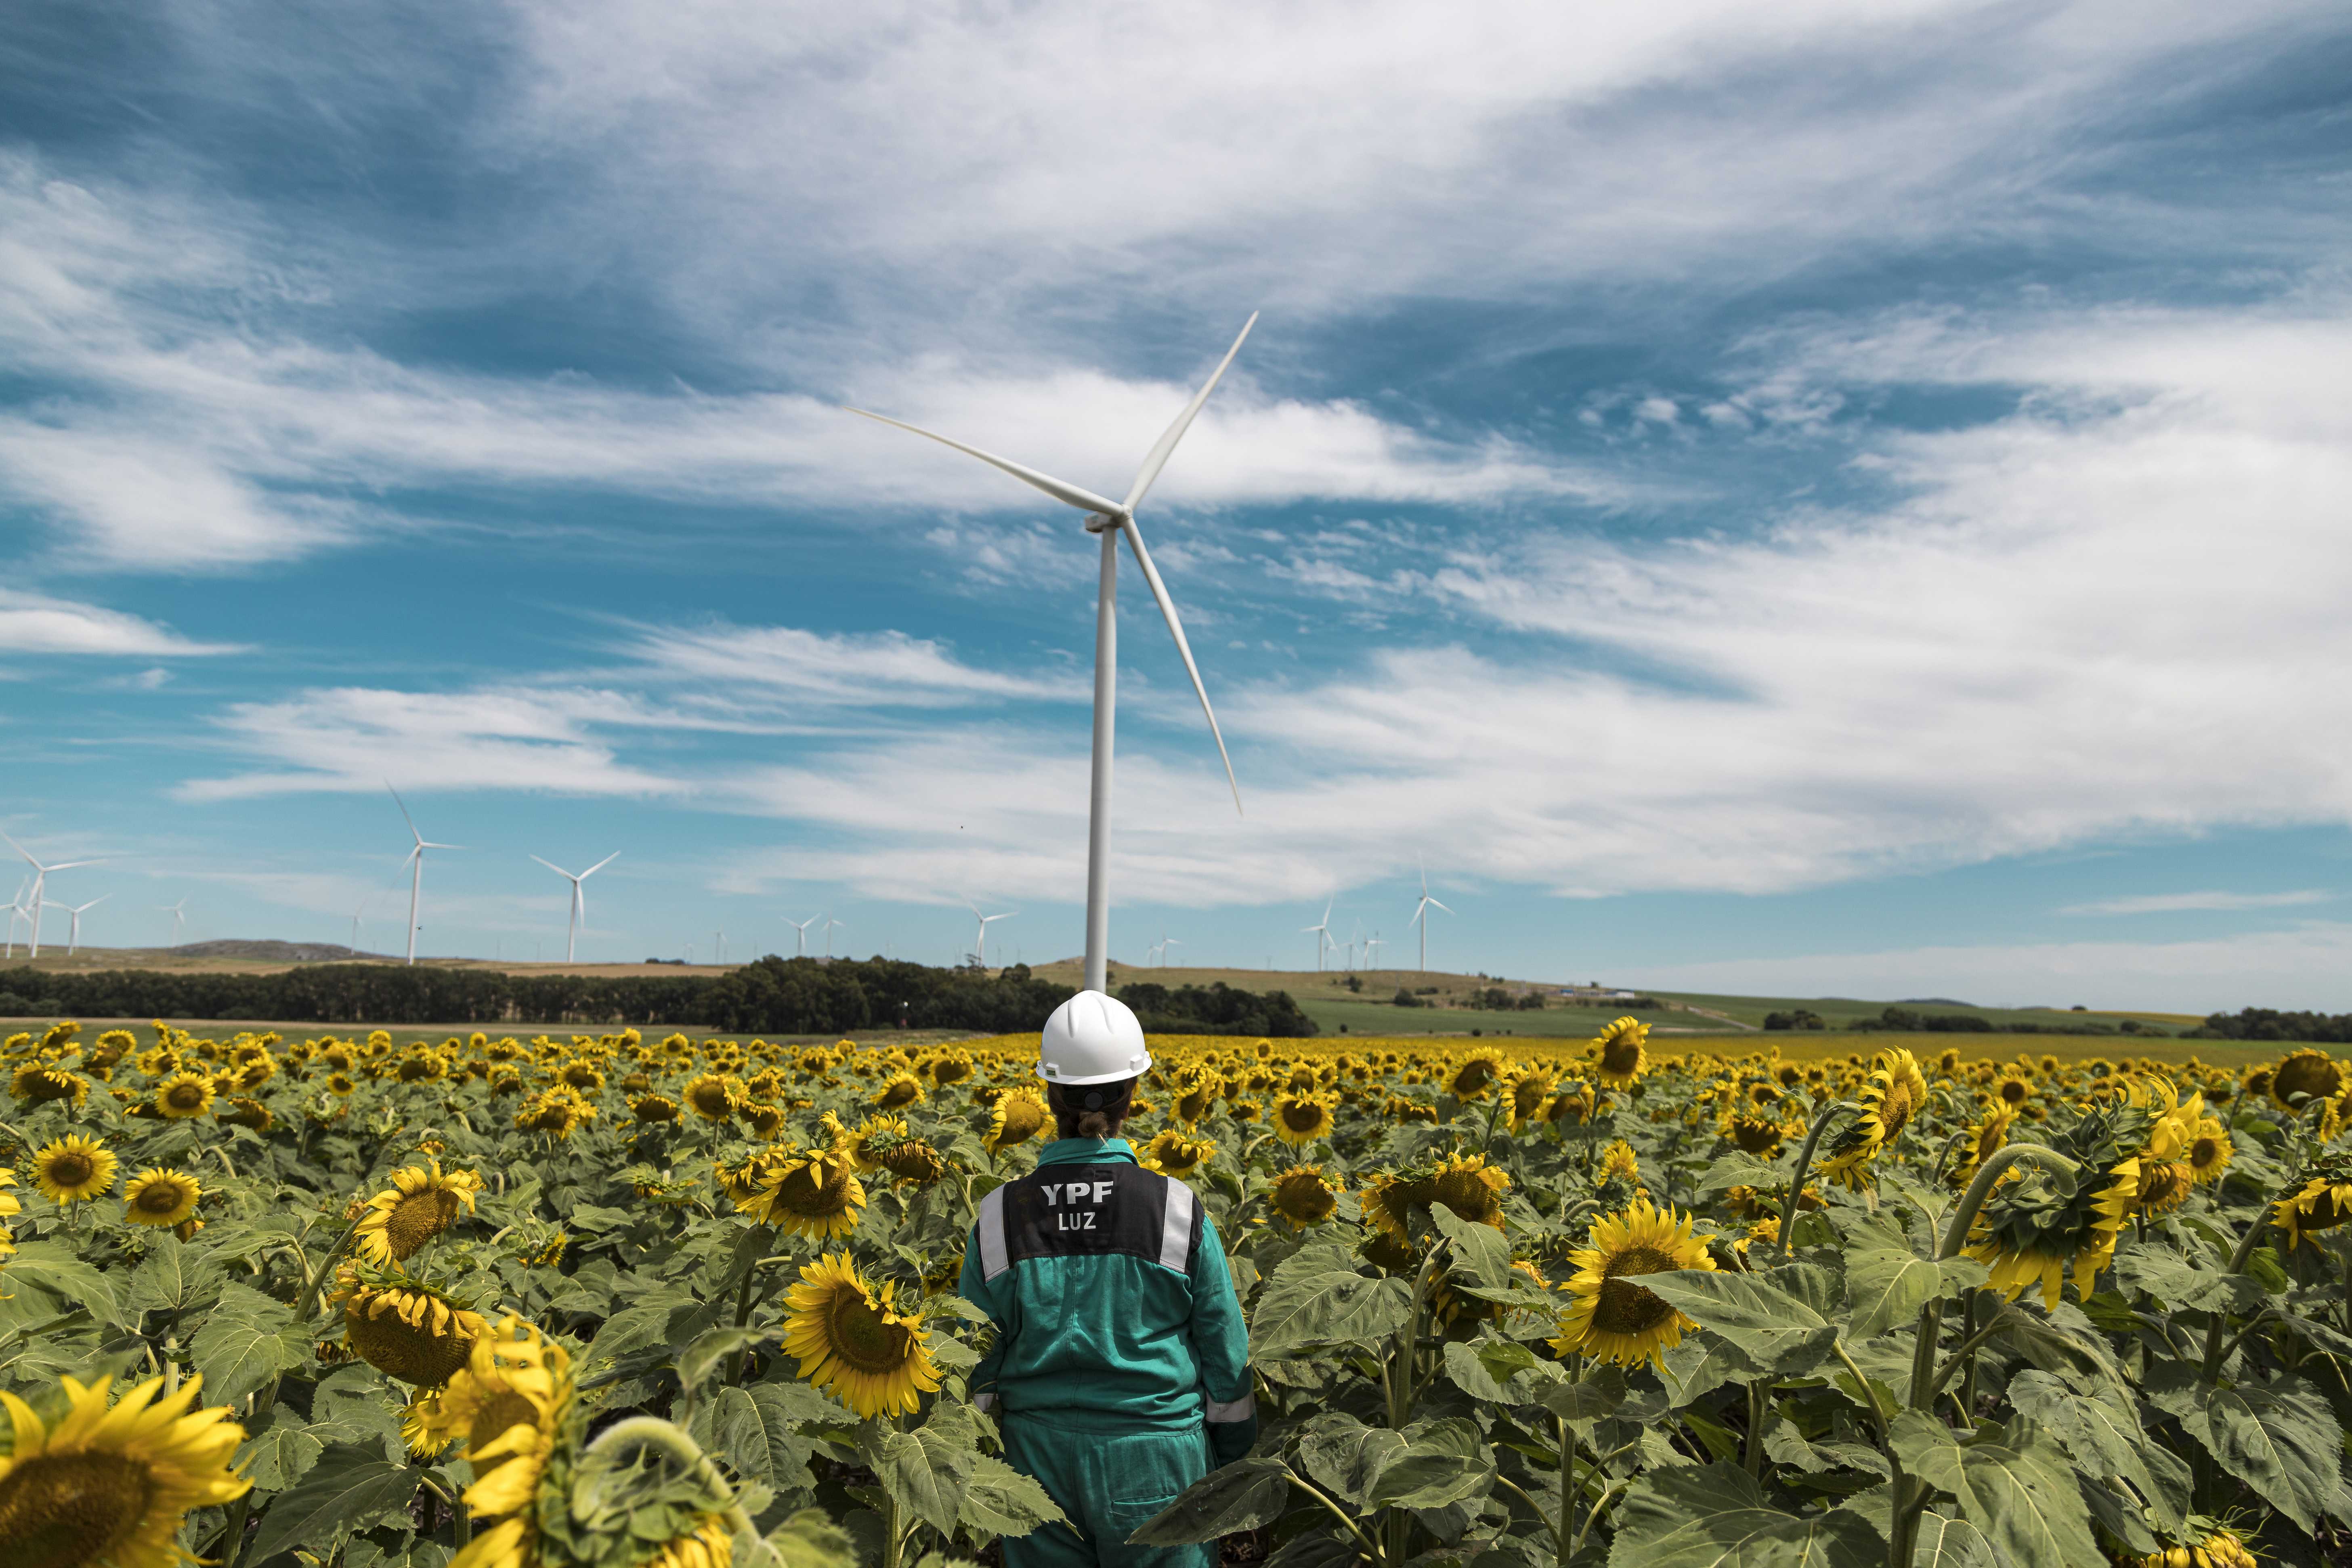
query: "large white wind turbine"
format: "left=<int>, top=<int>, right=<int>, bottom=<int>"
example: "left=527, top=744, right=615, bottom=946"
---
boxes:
left=1302, top=898, right=1335, bottom=972
left=530, top=852, right=618, bottom=964
left=966, top=900, right=1016, bottom=967
left=785, top=913, right=820, bottom=957
left=1409, top=862, right=1453, bottom=972
left=387, top=786, right=459, bottom=966
left=158, top=897, right=189, bottom=947
left=1, top=831, right=105, bottom=959
left=847, top=316, right=1257, bottom=993
left=45, top=895, right=105, bottom=956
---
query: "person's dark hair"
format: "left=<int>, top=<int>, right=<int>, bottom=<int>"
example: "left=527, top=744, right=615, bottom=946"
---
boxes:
left=1047, top=1077, right=1135, bottom=1140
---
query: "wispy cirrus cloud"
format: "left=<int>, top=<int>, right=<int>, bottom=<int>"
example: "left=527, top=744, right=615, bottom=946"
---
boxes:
left=2060, top=890, right=2333, bottom=917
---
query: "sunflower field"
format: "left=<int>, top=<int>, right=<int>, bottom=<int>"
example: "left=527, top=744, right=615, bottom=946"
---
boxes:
left=0, top=1016, right=2348, bottom=1568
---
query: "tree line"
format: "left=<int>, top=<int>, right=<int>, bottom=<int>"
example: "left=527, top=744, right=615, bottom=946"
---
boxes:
left=0, top=957, right=1318, bottom=1037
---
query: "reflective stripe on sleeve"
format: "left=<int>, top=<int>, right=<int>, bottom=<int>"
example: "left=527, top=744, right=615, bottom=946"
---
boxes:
left=978, top=1185, right=1009, bottom=1280
left=1204, top=1394, right=1256, bottom=1423
left=1159, top=1176, right=1195, bottom=1272
left=975, top=1390, right=998, bottom=1413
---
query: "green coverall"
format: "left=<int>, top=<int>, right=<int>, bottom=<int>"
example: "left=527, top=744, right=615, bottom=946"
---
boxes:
left=959, top=1137, right=1256, bottom=1568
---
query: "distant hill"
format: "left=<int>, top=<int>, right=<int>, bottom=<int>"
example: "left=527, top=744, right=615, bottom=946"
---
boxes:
left=170, top=940, right=376, bottom=963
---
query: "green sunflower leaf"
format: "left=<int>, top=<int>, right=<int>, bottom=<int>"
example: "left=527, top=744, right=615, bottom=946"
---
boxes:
left=1890, top=1412, right=2103, bottom=1568
left=1605, top=1461, right=1881, bottom=1568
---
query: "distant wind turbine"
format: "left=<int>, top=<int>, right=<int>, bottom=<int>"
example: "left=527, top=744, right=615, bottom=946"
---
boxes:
left=824, top=916, right=845, bottom=959
left=44, top=894, right=106, bottom=956
left=1364, top=932, right=1386, bottom=972
left=1161, top=935, right=1182, bottom=968
left=964, top=900, right=1016, bottom=967
left=529, top=851, right=618, bottom=964
left=387, top=785, right=459, bottom=966
left=0, top=831, right=105, bottom=959
left=785, top=913, right=820, bottom=957
left=846, top=315, right=1257, bottom=993
left=7, top=876, right=32, bottom=959
left=1409, top=861, right=1453, bottom=972
left=1302, top=898, right=1335, bottom=972
left=158, top=897, right=189, bottom=947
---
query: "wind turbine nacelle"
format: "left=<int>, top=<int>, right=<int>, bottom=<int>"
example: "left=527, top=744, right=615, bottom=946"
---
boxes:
left=1082, top=510, right=1127, bottom=534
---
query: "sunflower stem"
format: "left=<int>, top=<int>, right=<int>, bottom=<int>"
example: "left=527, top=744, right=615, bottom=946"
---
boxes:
left=1936, top=1143, right=2081, bottom=1261
left=1922, top=1314, right=2010, bottom=1402
left=2201, top=1207, right=2282, bottom=1381
left=1286, top=1473, right=1380, bottom=1557
left=584, top=1416, right=779, bottom=1568
left=1773, top=1102, right=1857, bottom=1263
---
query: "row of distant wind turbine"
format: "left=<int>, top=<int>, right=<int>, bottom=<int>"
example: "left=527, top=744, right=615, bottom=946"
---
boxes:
left=1, top=830, right=117, bottom=958
left=386, top=786, right=617, bottom=966
left=1302, top=864, right=1454, bottom=972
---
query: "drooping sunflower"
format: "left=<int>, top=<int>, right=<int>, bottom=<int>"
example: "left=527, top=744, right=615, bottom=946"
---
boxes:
left=1447, top=1049, right=1508, bottom=1100
left=435, top=1316, right=575, bottom=1568
left=121, top=1168, right=202, bottom=1229
left=2269, top=1049, right=2343, bottom=1114
left=2274, top=1171, right=2352, bottom=1251
left=984, top=1089, right=1049, bottom=1157
left=872, top=1071, right=927, bottom=1110
left=781, top=1253, right=941, bottom=1419
left=1141, top=1131, right=1217, bottom=1179
left=738, top=1148, right=867, bottom=1239
left=877, top=1137, right=949, bottom=1186
left=630, top=1094, right=680, bottom=1124
left=32, top=1134, right=118, bottom=1205
left=1819, top=1047, right=1928, bottom=1190
left=1172, top=1074, right=1218, bottom=1125
left=1362, top=1154, right=1509, bottom=1240
left=1270, top=1165, right=1342, bottom=1228
left=1722, top=1113, right=1788, bottom=1158
left=338, top=1278, right=489, bottom=1387
left=2133, top=1525, right=2259, bottom=1568
left=681, top=1072, right=742, bottom=1121
left=1546, top=1081, right=1598, bottom=1125
left=219, top=1096, right=272, bottom=1131
left=0, top=1373, right=251, bottom=1568
left=8, top=1062, right=87, bottom=1107
left=1269, top=1092, right=1336, bottom=1147
left=642, top=1518, right=736, bottom=1568
left=353, top=1158, right=483, bottom=1268
left=1964, top=1152, right=2140, bottom=1309
left=1592, top=1017, right=1649, bottom=1087
left=1551, top=1197, right=1716, bottom=1368
left=844, top=1114, right=911, bottom=1173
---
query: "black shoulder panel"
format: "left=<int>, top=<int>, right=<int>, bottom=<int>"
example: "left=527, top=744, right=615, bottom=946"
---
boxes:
left=1000, top=1163, right=1181, bottom=1270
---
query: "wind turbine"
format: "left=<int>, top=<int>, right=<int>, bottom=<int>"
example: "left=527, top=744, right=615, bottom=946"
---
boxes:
left=785, top=913, right=820, bottom=957
left=1302, top=898, right=1335, bottom=972
left=1161, top=935, right=1183, bottom=968
left=1364, top=932, right=1386, bottom=972
left=6, top=876, right=30, bottom=958
left=966, top=900, right=1015, bottom=967
left=823, top=916, right=845, bottom=959
left=158, top=897, right=189, bottom=947
left=529, top=852, right=618, bottom=964
left=387, top=785, right=459, bottom=966
left=1409, top=862, right=1453, bottom=972
left=0, top=831, right=105, bottom=958
left=847, top=315, right=1257, bottom=994
left=45, top=895, right=105, bottom=955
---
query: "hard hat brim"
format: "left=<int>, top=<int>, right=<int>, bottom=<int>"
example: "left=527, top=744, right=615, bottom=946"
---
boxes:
left=1036, top=1054, right=1151, bottom=1087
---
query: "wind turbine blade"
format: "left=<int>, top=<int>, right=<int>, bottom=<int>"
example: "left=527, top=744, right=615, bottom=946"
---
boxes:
left=581, top=852, right=620, bottom=878
left=1427, top=898, right=1454, bottom=914
left=1408, top=904, right=1424, bottom=927
left=1122, top=313, right=1257, bottom=512
left=386, top=783, right=422, bottom=841
left=0, top=831, right=38, bottom=867
left=842, top=408, right=1126, bottom=517
left=529, top=855, right=572, bottom=878
left=44, top=859, right=103, bottom=872
left=1120, top=517, right=1241, bottom=815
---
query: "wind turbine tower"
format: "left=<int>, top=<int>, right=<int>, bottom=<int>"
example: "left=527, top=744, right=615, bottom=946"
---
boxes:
left=1302, top=898, right=1334, bottom=972
left=1410, top=863, right=1454, bottom=972
left=847, top=317, right=1257, bottom=994
left=159, top=898, right=189, bottom=947
left=824, top=916, right=844, bottom=959
left=46, top=895, right=105, bottom=955
left=387, top=785, right=459, bottom=966
left=785, top=913, right=820, bottom=957
left=529, top=852, right=619, bottom=964
left=966, top=900, right=1015, bottom=967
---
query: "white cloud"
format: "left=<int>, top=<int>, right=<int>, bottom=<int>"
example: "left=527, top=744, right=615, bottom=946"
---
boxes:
left=2059, top=890, right=2333, bottom=916
left=0, top=589, right=243, bottom=656
left=1629, top=924, right=2352, bottom=1014
left=614, top=621, right=1085, bottom=707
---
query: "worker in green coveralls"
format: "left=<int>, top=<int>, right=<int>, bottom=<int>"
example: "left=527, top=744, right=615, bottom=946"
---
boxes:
left=959, top=990, right=1257, bottom=1568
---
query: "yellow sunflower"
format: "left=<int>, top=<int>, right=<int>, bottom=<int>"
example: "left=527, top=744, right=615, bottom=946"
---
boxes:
left=2134, top=1159, right=2195, bottom=1218
left=1819, top=1047, right=1927, bottom=1189
left=8, top=1062, right=86, bottom=1107
left=436, top=1316, right=574, bottom=1568
left=1598, top=1139, right=1641, bottom=1186
left=630, top=1094, right=680, bottom=1124
left=352, top=1158, right=482, bottom=1268
left=31, top=1134, right=118, bottom=1205
left=737, top=1148, right=867, bottom=1239
left=681, top=1072, right=742, bottom=1121
left=1950, top=1106, right=2014, bottom=1187
left=644, top=1518, right=735, bottom=1568
left=1447, top=1049, right=1508, bottom=1100
left=2274, top=1173, right=2352, bottom=1251
left=121, top=1168, right=201, bottom=1229
left=1507, top=1068, right=1555, bottom=1132
left=1592, top=1017, right=1649, bottom=1087
left=1141, top=1131, right=1217, bottom=1179
left=984, top=1089, right=1049, bottom=1157
left=1964, top=1156, right=2138, bottom=1309
left=0, top=1373, right=251, bottom=1568
left=338, top=1279, right=488, bottom=1387
left=845, top=1114, right=911, bottom=1173
left=1722, top=1113, right=1788, bottom=1158
left=1362, top=1154, right=1509, bottom=1240
left=1270, top=1165, right=1342, bottom=1228
left=781, top=1253, right=942, bottom=1419
left=2133, top=1526, right=2259, bottom=1568
left=2184, top=1118, right=2233, bottom=1186
left=1269, top=1092, right=1336, bottom=1147
left=0, top=1171, right=18, bottom=1260
left=1550, top=1197, right=1716, bottom=1368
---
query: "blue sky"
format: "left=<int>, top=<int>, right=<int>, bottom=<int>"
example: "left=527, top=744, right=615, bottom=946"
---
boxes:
left=5, top=2, right=2352, bottom=1010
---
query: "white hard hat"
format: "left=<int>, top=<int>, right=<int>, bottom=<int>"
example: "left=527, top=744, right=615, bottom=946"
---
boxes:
left=1038, top=990, right=1151, bottom=1085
